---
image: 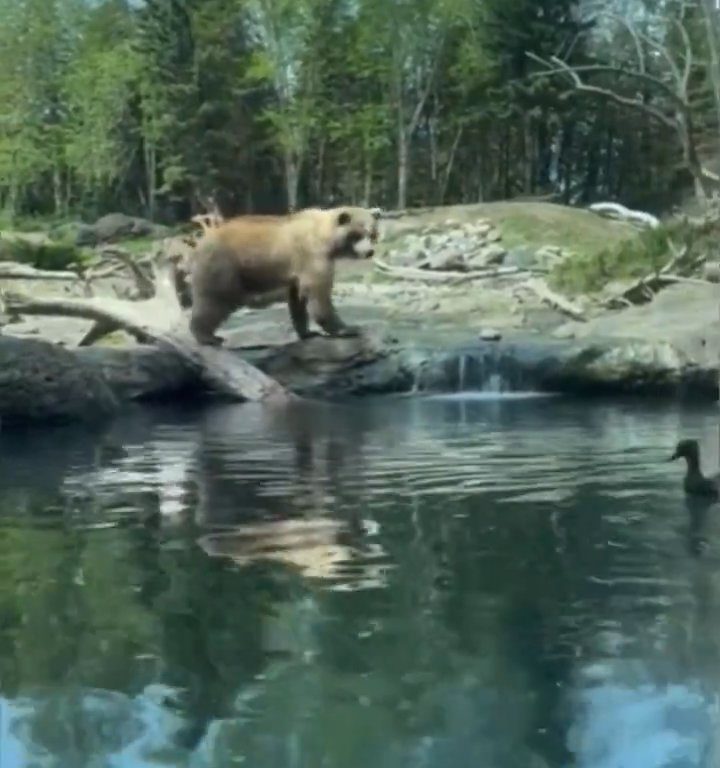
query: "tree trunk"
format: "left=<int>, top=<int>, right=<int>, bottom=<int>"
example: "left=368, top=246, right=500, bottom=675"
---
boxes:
left=284, top=149, right=300, bottom=212
left=428, top=116, right=439, bottom=190
left=523, top=114, right=534, bottom=194
left=701, top=0, right=720, bottom=143
left=362, top=151, right=373, bottom=207
left=439, top=125, right=463, bottom=204
left=53, top=167, right=64, bottom=216
left=677, top=111, right=708, bottom=203
left=144, top=139, right=157, bottom=220
left=397, top=128, right=409, bottom=210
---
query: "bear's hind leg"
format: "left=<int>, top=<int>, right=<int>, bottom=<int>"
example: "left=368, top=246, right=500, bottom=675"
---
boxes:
left=189, top=297, right=233, bottom=346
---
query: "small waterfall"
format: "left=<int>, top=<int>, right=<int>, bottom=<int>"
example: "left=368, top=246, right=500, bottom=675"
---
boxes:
left=458, top=354, right=469, bottom=391
left=407, top=342, right=557, bottom=400
left=482, top=373, right=504, bottom=393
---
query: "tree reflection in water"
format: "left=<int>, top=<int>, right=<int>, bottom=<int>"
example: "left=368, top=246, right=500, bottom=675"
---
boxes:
left=0, top=397, right=717, bottom=767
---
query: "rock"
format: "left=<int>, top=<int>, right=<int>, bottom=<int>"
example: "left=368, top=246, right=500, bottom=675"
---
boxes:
left=388, top=219, right=511, bottom=271
left=547, top=339, right=715, bottom=396
left=426, top=250, right=466, bottom=271
left=479, top=328, right=502, bottom=341
left=468, top=243, right=506, bottom=268
left=248, top=334, right=716, bottom=400
left=75, top=213, right=170, bottom=246
left=703, top=261, right=720, bottom=283
left=468, top=222, right=491, bottom=237
left=505, top=246, right=538, bottom=269
left=0, top=337, right=119, bottom=426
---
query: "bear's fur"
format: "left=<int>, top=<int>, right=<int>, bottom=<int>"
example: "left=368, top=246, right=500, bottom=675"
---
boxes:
left=188, top=206, right=380, bottom=346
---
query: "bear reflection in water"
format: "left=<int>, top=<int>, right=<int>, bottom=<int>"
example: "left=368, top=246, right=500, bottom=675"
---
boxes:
left=194, top=398, right=391, bottom=589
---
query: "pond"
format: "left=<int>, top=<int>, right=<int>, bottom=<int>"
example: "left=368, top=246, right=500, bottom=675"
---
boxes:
left=0, top=394, right=718, bottom=768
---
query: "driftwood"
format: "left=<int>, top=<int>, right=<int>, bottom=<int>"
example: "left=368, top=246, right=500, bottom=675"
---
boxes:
left=601, top=243, right=709, bottom=308
left=523, top=278, right=587, bottom=321
left=191, top=212, right=224, bottom=234
left=589, top=201, right=660, bottom=229
left=374, top=256, right=538, bottom=283
left=2, top=245, right=294, bottom=404
left=0, top=262, right=81, bottom=281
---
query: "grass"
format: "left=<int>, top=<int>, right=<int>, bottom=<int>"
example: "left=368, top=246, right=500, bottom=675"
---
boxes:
left=548, top=217, right=711, bottom=295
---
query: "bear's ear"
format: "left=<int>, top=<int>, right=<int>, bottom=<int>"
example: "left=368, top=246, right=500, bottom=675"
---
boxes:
left=337, top=211, right=351, bottom=226
left=370, top=207, right=382, bottom=220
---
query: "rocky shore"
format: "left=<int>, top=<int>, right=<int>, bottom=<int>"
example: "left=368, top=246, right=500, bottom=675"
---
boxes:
left=0, top=202, right=717, bottom=426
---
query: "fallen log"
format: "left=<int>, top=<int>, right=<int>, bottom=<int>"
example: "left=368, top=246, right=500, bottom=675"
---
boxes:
left=523, top=278, right=587, bottom=321
left=374, top=256, right=538, bottom=283
left=589, top=202, right=660, bottom=229
left=601, top=244, right=708, bottom=309
left=2, top=249, right=295, bottom=405
left=0, top=262, right=81, bottom=281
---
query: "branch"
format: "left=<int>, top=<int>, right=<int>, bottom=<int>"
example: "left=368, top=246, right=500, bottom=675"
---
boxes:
left=527, top=56, right=686, bottom=109
left=676, top=16, right=693, bottom=95
left=600, top=244, right=706, bottom=308
left=191, top=212, right=224, bottom=234
left=523, top=278, right=587, bottom=321
left=0, top=263, right=81, bottom=281
left=606, top=12, right=683, bottom=88
left=374, top=257, right=539, bottom=283
left=95, top=246, right=155, bottom=298
left=527, top=53, right=681, bottom=128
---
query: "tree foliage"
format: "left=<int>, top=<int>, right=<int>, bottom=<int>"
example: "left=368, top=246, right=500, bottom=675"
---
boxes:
left=0, top=0, right=717, bottom=221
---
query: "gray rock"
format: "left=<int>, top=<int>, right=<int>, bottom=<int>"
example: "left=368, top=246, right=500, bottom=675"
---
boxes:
left=426, top=250, right=466, bottom=271
left=479, top=328, right=502, bottom=341
left=75, top=213, right=170, bottom=246
left=248, top=333, right=716, bottom=401
left=0, top=337, right=119, bottom=425
left=505, top=246, right=538, bottom=269
left=471, top=243, right=507, bottom=267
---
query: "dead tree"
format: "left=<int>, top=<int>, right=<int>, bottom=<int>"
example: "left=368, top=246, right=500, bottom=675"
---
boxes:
left=1, top=240, right=295, bottom=405
left=528, top=3, right=716, bottom=203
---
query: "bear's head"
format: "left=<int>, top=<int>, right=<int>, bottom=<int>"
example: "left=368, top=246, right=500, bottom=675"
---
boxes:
left=332, top=207, right=381, bottom=260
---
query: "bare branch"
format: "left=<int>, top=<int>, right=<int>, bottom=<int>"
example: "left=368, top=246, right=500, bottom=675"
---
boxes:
left=675, top=17, right=693, bottom=95
left=527, top=53, right=678, bottom=129
left=0, top=263, right=80, bottom=281
left=523, top=278, right=587, bottom=321
left=606, top=12, right=683, bottom=87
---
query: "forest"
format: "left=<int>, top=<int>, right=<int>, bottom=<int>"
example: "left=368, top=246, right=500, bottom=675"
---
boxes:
left=0, top=0, right=719, bottom=224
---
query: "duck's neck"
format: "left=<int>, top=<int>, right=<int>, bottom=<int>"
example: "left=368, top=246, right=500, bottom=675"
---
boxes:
left=685, top=455, right=702, bottom=476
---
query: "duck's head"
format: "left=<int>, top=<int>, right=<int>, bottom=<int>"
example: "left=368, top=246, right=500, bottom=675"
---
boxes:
left=670, top=439, right=700, bottom=463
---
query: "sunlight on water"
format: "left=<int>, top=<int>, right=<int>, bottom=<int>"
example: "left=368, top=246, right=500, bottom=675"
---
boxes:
left=0, top=397, right=718, bottom=767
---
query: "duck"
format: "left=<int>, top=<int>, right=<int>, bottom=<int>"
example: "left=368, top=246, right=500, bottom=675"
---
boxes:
left=669, top=439, right=720, bottom=499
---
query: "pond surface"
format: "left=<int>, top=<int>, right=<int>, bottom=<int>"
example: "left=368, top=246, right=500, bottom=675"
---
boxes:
left=0, top=394, right=719, bottom=768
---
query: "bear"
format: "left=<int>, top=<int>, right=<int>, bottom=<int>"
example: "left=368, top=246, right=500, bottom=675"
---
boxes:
left=187, top=206, right=381, bottom=346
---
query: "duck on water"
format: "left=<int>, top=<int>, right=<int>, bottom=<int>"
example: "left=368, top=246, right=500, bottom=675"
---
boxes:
left=670, top=439, right=720, bottom=499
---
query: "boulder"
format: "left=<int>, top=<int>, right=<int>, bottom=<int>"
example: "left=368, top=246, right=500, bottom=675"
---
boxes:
left=467, top=243, right=506, bottom=268
left=0, top=337, right=119, bottom=426
left=75, top=213, right=170, bottom=246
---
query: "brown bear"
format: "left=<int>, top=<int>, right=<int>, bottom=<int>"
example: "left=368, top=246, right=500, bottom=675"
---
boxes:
left=188, top=206, right=380, bottom=346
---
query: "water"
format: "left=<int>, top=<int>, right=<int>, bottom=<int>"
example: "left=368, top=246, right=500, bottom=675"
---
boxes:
left=0, top=395, right=719, bottom=768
